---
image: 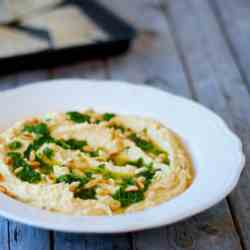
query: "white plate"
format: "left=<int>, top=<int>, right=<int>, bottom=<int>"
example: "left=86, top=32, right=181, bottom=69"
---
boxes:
left=0, top=79, right=245, bottom=233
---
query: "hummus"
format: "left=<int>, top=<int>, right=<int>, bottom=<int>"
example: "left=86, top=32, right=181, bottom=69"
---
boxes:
left=0, top=109, right=193, bottom=215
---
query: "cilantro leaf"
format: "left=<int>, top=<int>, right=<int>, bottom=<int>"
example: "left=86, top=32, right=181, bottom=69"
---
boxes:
left=74, top=188, right=96, bottom=200
left=66, top=112, right=90, bottom=123
left=112, top=177, right=144, bottom=207
left=62, top=139, right=87, bottom=150
left=102, top=113, right=115, bottom=121
left=7, top=152, right=41, bottom=183
left=43, top=147, right=54, bottom=159
left=56, top=173, right=91, bottom=187
left=129, top=133, right=154, bottom=152
left=23, top=123, right=49, bottom=136
left=8, top=141, right=22, bottom=150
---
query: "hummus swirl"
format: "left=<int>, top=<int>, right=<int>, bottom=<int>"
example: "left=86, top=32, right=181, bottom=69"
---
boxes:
left=0, top=109, right=193, bottom=215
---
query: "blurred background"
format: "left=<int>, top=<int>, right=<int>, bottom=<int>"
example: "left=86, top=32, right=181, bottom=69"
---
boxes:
left=0, top=1, right=250, bottom=250
left=0, top=0, right=136, bottom=73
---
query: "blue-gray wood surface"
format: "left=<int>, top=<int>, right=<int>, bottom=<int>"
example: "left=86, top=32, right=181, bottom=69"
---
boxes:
left=0, top=0, right=249, bottom=249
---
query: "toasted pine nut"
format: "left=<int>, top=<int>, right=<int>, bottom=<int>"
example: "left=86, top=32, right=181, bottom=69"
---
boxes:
left=5, top=189, right=16, bottom=198
left=125, top=185, right=138, bottom=192
left=136, top=179, right=144, bottom=189
left=0, top=173, right=5, bottom=182
left=0, top=185, right=7, bottom=193
left=97, top=188, right=111, bottom=196
left=4, top=157, right=12, bottom=165
left=110, top=200, right=121, bottom=211
left=29, top=151, right=36, bottom=161
left=83, top=145, right=93, bottom=152
left=14, top=167, right=23, bottom=174
left=0, top=185, right=16, bottom=198
left=85, top=178, right=101, bottom=188
left=0, top=145, right=5, bottom=153
left=30, top=161, right=40, bottom=169
left=27, top=118, right=39, bottom=124
left=69, top=182, right=80, bottom=192
left=22, top=133, right=33, bottom=139
left=108, top=179, right=115, bottom=185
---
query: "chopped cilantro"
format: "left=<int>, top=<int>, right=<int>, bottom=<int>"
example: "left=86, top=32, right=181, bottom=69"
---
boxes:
left=114, top=157, right=145, bottom=168
left=112, top=162, right=157, bottom=207
left=102, top=113, right=115, bottom=121
left=63, top=139, right=87, bottom=150
left=95, top=119, right=101, bottom=124
left=108, top=124, right=125, bottom=132
left=43, top=147, right=54, bottom=159
left=129, top=133, right=154, bottom=152
left=112, top=189, right=144, bottom=207
left=23, top=123, right=49, bottom=136
left=75, top=188, right=96, bottom=200
left=7, top=152, right=41, bottom=183
left=89, top=164, right=114, bottom=179
left=121, top=176, right=135, bottom=186
left=8, top=141, right=22, bottom=150
left=88, top=149, right=100, bottom=157
left=57, top=173, right=96, bottom=200
left=24, top=135, right=53, bottom=159
left=137, top=162, right=156, bottom=190
left=127, top=158, right=144, bottom=168
left=55, top=138, right=87, bottom=151
left=161, top=152, right=170, bottom=165
left=35, top=155, right=53, bottom=175
left=24, top=134, right=88, bottom=161
left=54, top=139, right=70, bottom=149
left=7, top=152, right=24, bottom=169
left=112, top=177, right=144, bottom=207
left=56, top=173, right=91, bottom=187
left=66, top=111, right=90, bottom=123
left=16, top=166, right=41, bottom=183
left=86, top=164, right=127, bottom=180
left=129, top=133, right=169, bottom=163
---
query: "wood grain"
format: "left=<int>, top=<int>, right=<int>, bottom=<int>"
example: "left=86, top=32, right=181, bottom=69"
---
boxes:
left=210, top=0, right=250, bottom=91
left=100, top=0, right=242, bottom=249
left=54, top=233, right=131, bottom=250
left=50, top=60, right=108, bottom=79
left=0, top=219, right=9, bottom=250
left=8, top=223, right=50, bottom=250
left=0, top=71, right=52, bottom=250
left=165, top=0, right=250, bottom=248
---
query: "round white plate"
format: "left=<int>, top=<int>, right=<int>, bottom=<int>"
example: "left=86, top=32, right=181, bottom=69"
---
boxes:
left=0, top=79, right=245, bottom=233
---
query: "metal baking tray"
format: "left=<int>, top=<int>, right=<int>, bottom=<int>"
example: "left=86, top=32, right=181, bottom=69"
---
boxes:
left=0, top=0, right=136, bottom=74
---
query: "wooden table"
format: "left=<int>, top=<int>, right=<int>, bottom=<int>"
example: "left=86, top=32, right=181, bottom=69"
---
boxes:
left=0, top=0, right=249, bottom=249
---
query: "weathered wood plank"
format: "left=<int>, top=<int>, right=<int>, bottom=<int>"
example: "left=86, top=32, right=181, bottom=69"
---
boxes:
left=209, top=0, right=250, bottom=90
left=100, top=0, right=242, bottom=249
left=51, top=60, right=132, bottom=250
left=133, top=202, right=239, bottom=250
left=103, top=0, right=190, bottom=97
left=50, top=61, right=108, bottom=79
left=165, top=0, right=250, bottom=248
left=0, top=71, right=52, bottom=250
left=54, top=233, right=131, bottom=250
left=8, top=223, right=50, bottom=250
left=0, top=219, right=9, bottom=250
